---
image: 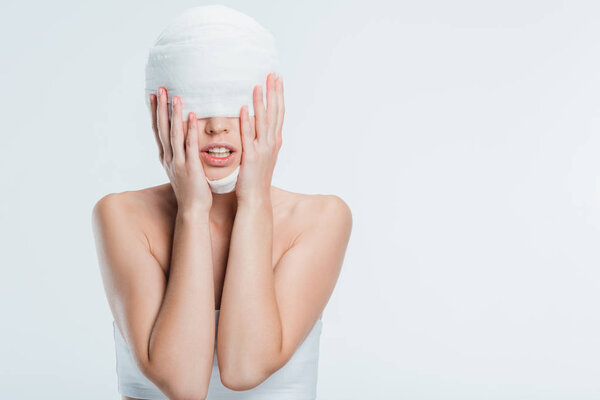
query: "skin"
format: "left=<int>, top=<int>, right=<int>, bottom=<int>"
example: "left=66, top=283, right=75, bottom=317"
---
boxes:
left=92, top=73, right=353, bottom=400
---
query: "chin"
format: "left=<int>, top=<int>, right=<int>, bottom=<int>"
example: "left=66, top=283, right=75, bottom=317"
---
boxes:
left=204, top=163, right=239, bottom=179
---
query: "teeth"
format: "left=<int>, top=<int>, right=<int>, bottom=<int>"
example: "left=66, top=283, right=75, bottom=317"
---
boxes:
left=207, top=147, right=231, bottom=153
left=207, top=147, right=232, bottom=158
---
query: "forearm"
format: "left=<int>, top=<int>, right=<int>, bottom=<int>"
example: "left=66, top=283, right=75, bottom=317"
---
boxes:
left=218, top=195, right=280, bottom=381
left=146, top=208, right=215, bottom=398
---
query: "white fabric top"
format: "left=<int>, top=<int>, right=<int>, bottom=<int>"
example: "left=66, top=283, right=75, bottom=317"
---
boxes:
left=113, top=310, right=323, bottom=399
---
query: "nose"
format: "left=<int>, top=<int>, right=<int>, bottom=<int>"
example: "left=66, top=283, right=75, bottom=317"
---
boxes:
left=205, top=117, right=231, bottom=135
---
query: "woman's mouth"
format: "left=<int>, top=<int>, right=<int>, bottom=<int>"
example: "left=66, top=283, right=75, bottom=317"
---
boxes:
left=201, top=149, right=236, bottom=166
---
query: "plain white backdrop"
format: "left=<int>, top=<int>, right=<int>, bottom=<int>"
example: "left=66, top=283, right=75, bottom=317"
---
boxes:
left=1, top=0, right=599, bottom=399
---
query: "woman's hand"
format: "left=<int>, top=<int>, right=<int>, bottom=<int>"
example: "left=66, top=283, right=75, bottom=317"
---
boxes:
left=235, top=72, right=285, bottom=203
left=150, top=87, right=213, bottom=212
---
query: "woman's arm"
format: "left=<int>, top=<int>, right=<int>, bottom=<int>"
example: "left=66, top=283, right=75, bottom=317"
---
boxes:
left=93, top=89, right=217, bottom=400
left=217, top=194, right=352, bottom=390
left=217, top=74, right=352, bottom=390
left=216, top=194, right=278, bottom=389
left=147, top=206, right=216, bottom=396
left=93, top=196, right=215, bottom=400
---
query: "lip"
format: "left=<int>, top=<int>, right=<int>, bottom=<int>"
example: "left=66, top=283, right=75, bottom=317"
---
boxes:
left=201, top=148, right=236, bottom=167
left=200, top=142, right=237, bottom=152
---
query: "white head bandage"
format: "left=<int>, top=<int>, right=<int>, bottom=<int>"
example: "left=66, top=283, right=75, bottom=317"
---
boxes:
left=144, top=4, right=280, bottom=120
left=144, top=5, right=280, bottom=194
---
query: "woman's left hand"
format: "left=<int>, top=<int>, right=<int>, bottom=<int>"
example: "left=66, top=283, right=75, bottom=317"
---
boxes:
left=235, top=72, right=285, bottom=203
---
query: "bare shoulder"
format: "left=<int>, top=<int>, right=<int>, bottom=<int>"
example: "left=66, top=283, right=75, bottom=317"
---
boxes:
left=272, top=187, right=353, bottom=236
left=93, top=183, right=174, bottom=217
left=92, top=184, right=175, bottom=249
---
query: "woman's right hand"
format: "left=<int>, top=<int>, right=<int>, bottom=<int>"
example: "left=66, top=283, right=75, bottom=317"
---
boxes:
left=150, top=87, right=213, bottom=212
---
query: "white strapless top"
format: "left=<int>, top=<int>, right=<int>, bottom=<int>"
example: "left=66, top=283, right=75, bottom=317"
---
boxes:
left=113, top=310, right=323, bottom=399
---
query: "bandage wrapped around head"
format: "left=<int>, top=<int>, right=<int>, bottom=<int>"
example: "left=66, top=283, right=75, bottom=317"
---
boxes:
left=144, top=5, right=280, bottom=193
left=144, top=4, right=280, bottom=120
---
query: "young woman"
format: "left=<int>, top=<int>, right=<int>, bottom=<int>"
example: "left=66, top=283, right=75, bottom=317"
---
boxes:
left=92, top=6, right=352, bottom=400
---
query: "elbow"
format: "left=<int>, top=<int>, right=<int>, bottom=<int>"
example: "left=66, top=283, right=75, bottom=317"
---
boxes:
left=219, top=364, right=270, bottom=391
left=163, top=383, right=208, bottom=400
left=141, top=362, right=209, bottom=400
left=163, top=391, right=206, bottom=400
left=169, top=390, right=207, bottom=400
left=218, top=349, right=286, bottom=390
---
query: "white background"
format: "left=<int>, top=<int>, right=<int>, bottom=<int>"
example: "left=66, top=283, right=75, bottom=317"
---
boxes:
left=1, top=1, right=599, bottom=399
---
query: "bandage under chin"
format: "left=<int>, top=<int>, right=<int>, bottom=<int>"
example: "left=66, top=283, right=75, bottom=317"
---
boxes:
left=143, top=4, right=281, bottom=120
left=206, top=165, right=240, bottom=194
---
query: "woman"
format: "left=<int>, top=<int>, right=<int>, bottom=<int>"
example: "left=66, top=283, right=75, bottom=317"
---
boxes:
left=92, top=5, right=352, bottom=400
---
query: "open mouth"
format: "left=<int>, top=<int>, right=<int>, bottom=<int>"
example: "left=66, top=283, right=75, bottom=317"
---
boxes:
left=201, top=149, right=236, bottom=166
left=203, top=150, right=233, bottom=158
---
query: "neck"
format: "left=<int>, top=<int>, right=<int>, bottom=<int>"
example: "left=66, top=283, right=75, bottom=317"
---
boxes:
left=164, top=184, right=278, bottom=226
left=209, top=190, right=238, bottom=226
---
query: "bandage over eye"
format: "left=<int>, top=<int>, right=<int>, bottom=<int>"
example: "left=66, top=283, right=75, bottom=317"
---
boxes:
left=144, top=4, right=281, bottom=121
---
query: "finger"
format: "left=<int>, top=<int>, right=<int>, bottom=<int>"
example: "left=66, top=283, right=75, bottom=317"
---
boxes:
left=157, top=87, right=173, bottom=162
left=266, top=72, right=278, bottom=144
left=253, top=83, right=266, bottom=141
left=170, top=96, right=185, bottom=164
left=240, top=105, right=252, bottom=153
left=149, top=93, right=164, bottom=161
left=185, top=112, right=200, bottom=167
left=275, top=76, right=285, bottom=147
left=250, top=113, right=257, bottom=141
